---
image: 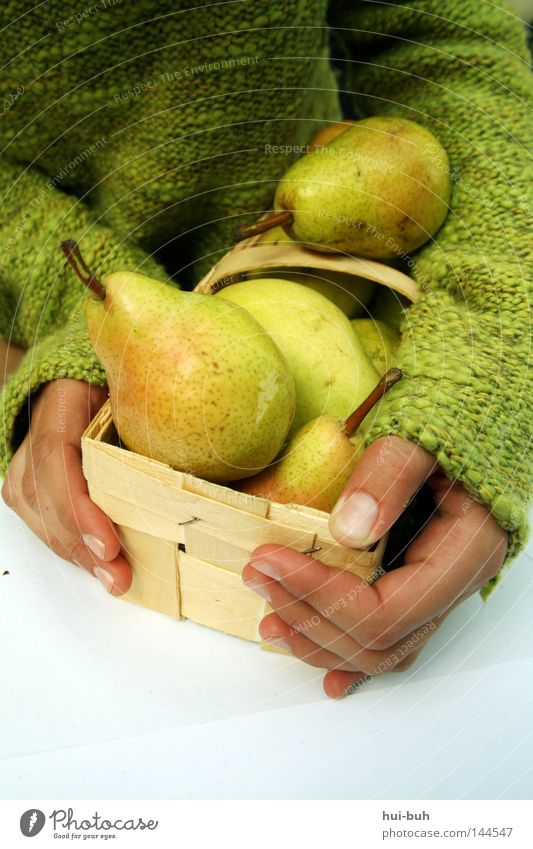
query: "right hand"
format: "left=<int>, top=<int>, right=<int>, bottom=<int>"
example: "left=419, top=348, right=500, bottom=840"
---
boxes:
left=2, top=378, right=132, bottom=595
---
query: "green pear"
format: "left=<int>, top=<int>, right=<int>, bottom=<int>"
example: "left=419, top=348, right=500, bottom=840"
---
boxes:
left=61, top=241, right=295, bottom=483
left=352, top=318, right=400, bottom=374
left=251, top=262, right=374, bottom=318
left=306, top=120, right=355, bottom=153
left=237, top=369, right=402, bottom=511
left=369, top=286, right=410, bottom=332
left=237, top=413, right=360, bottom=511
left=216, top=277, right=379, bottom=435
left=240, top=117, right=451, bottom=259
left=256, top=225, right=294, bottom=246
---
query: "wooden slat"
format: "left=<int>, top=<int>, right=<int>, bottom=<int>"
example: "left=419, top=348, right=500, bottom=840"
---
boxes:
left=183, top=525, right=250, bottom=574
left=82, top=436, right=317, bottom=551
left=266, top=500, right=330, bottom=535
left=182, top=473, right=269, bottom=518
left=179, top=553, right=266, bottom=642
left=119, top=525, right=181, bottom=619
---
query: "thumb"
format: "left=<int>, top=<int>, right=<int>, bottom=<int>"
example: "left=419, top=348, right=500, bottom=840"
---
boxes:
left=328, top=435, right=438, bottom=549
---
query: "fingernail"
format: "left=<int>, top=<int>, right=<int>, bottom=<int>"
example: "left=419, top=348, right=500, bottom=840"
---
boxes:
left=93, top=566, right=114, bottom=593
left=251, top=560, right=279, bottom=580
left=83, top=534, right=106, bottom=559
left=263, top=635, right=290, bottom=651
left=329, top=492, right=378, bottom=547
left=243, top=577, right=271, bottom=601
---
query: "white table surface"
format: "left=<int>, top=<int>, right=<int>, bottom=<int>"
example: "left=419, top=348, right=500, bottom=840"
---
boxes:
left=1, top=496, right=532, bottom=800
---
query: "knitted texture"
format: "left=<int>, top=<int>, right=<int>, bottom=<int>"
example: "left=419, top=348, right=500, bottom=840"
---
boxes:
left=0, top=1, right=532, bottom=589
left=329, top=0, right=533, bottom=586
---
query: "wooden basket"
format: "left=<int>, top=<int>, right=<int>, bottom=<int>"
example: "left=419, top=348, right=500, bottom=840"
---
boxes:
left=81, top=228, right=420, bottom=648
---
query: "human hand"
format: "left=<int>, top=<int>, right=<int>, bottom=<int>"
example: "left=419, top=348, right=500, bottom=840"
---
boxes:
left=2, top=378, right=131, bottom=595
left=243, top=436, right=507, bottom=698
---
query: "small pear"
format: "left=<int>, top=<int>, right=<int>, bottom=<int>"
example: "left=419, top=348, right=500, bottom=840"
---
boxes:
left=369, top=286, right=410, bottom=332
left=62, top=241, right=295, bottom=483
left=216, top=277, right=379, bottom=435
left=352, top=318, right=400, bottom=374
left=256, top=225, right=294, bottom=246
left=306, top=120, right=355, bottom=152
left=237, top=369, right=402, bottom=511
left=236, top=117, right=451, bottom=258
left=250, top=260, right=374, bottom=318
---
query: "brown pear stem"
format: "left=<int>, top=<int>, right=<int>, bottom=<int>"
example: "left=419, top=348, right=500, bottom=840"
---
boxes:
left=233, top=209, right=294, bottom=243
left=61, top=239, right=106, bottom=301
left=342, top=368, right=402, bottom=438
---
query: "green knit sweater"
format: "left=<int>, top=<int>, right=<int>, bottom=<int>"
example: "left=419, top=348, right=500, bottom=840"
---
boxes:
left=1, top=1, right=532, bottom=588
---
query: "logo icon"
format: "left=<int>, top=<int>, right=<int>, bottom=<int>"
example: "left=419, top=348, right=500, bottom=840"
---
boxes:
left=20, top=810, right=46, bottom=837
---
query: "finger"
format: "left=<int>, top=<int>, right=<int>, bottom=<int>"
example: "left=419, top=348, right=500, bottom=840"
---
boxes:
left=244, top=562, right=360, bottom=658
left=4, top=386, right=131, bottom=595
left=7, top=465, right=131, bottom=595
left=24, top=381, right=121, bottom=562
left=25, top=436, right=122, bottom=561
left=2, top=436, right=27, bottom=512
left=323, top=601, right=456, bottom=699
left=328, top=435, right=437, bottom=548
left=251, top=483, right=506, bottom=651
left=323, top=670, right=370, bottom=699
left=259, top=611, right=360, bottom=671
left=244, top=564, right=439, bottom=673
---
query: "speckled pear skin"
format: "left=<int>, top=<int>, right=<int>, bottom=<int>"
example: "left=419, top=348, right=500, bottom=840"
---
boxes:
left=84, top=272, right=295, bottom=483
left=237, top=414, right=363, bottom=512
left=216, top=278, right=379, bottom=435
left=352, top=318, right=400, bottom=374
left=253, top=261, right=374, bottom=318
left=275, top=116, right=451, bottom=258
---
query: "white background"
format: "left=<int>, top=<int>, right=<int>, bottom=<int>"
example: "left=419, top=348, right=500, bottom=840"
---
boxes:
left=1, top=495, right=532, bottom=800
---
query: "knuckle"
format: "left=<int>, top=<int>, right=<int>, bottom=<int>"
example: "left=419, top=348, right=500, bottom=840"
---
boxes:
left=47, top=535, right=68, bottom=559
left=355, top=618, right=395, bottom=651
left=29, top=430, right=59, bottom=471
left=65, top=537, right=90, bottom=566
left=20, top=468, right=38, bottom=510
left=22, top=433, right=59, bottom=506
left=394, top=652, right=418, bottom=672
left=57, top=499, right=80, bottom=535
left=1, top=475, right=15, bottom=508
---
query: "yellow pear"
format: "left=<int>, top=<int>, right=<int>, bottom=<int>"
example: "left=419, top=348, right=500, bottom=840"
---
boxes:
left=306, top=120, right=355, bottom=152
left=251, top=263, right=374, bottom=319
left=62, top=241, right=295, bottom=483
left=216, top=277, right=379, bottom=435
left=237, top=117, right=451, bottom=259
left=237, top=370, right=402, bottom=511
left=370, top=286, right=410, bottom=332
left=352, top=318, right=400, bottom=374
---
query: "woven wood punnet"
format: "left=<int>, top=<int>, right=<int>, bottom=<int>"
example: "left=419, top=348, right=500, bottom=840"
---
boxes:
left=81, top=230, right=419, bottom=647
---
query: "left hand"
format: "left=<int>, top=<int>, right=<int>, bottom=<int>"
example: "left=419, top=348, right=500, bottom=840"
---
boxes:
left=242, top=436, right=508, bottom=698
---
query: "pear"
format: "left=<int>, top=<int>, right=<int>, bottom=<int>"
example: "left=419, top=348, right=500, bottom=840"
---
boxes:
left=306, top=120, right=355, bottom=152
left=256, top=225, right=294, bottom=246
left=352, top=318, right=400, bottom=374
left=236, top=117, right=451, bottom=258
left=237, top=369, right=402, bottom=511
left=370, top=286, right=410, bottom=332
left=61, top=241, right=295, bottom=483
left=250, top=260, right=374, bottom=318
left=216, top=277, right=379, bottom=435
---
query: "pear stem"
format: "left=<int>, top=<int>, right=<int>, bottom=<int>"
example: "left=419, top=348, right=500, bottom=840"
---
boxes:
left=342, top=368, right=403, bottom=439
left=61, top=239, right=106, bottom=301
left=233, top=209, right=293, bottom=243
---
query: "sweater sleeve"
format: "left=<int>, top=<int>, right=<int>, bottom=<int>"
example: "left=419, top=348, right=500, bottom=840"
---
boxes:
left=0, top=157, right=167, bottom=474
left=328, top=0, right=533, bottom=582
